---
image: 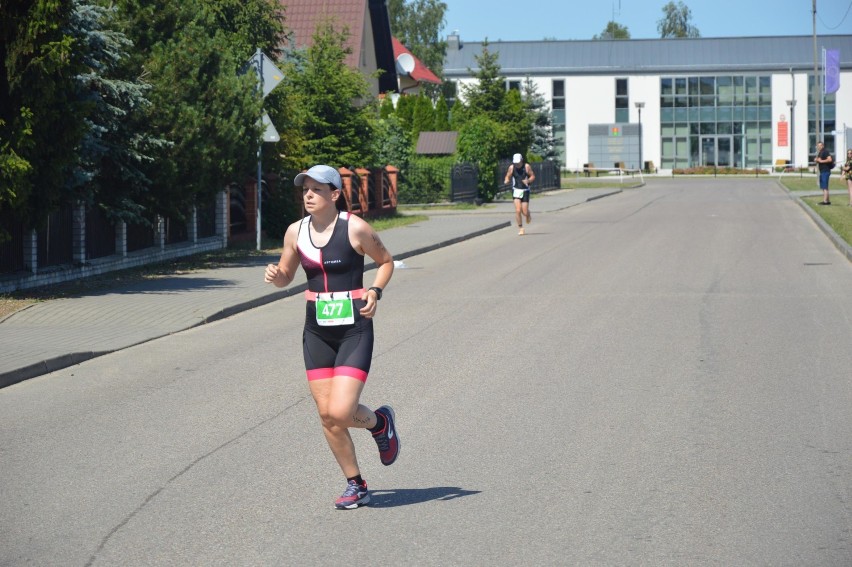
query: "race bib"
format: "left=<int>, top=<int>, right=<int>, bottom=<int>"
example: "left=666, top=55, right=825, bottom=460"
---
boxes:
left=513, top=188, right=526, bottom=199
left=315, top=297, right=355, bottom=326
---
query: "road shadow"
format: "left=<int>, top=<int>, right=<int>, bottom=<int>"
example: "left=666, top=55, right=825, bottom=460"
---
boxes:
left=367, top=486, right=481, bottom=508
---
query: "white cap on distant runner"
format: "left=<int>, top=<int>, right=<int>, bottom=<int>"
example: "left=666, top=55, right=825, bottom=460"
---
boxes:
left=512, top=153, right=522, bottom=164
left=294, top=165, right=342, bottom=189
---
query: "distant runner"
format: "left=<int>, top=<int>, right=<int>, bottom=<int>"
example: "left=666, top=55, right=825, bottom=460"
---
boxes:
left=504, top=153, right=536, bottom=235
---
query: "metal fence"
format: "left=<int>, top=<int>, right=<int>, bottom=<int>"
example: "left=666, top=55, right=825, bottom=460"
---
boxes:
left=396, top=162, right=453, bottom=204
left=0, top=194, right=227, bottom=293
left=450, top=163, right=479, bottom=202
left=0, top=210, right=26, bottom=274
left=36, top=205, right=73, bottom=268
left=497, top=159, right=562, bottom=194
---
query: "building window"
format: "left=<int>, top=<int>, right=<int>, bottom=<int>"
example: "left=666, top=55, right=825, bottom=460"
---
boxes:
left=615, top=78, right=628, bottom=123
left=552, top=79, right=566, bottom=163
left=660, top=74, right=772, bottom=169
left=506, top=80, right=521, bottom=92
left=552, top=79, right=565, bottom=110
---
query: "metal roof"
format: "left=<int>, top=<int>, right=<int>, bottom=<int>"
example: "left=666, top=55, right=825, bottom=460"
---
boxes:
left=443, top=35, right=852, bottom=77
left=415, top=131, right=458, bottom=155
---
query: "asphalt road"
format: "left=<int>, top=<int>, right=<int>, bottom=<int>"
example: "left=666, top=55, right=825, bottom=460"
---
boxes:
left=2, top=179, right=851, bottom=566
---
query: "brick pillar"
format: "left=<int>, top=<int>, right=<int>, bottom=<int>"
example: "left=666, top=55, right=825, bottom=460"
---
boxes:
left=244, top=179, right=258, bottom=236
left=385, top=165, right=399, bottom=207
left=72, top=201, right=86, bottom=264
left=23, top=229, right=37, bottom=273
left=115, top=221, right=127, bottom=257
left=356, top=168, right=370, bottom=213
left=371, top=168, right=385, bottom=210
left=339, top=168, right=354, bottom=213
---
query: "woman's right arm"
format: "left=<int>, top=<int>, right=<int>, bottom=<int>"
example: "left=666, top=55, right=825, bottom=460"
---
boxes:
left=264, top=221, right=301, bottom=288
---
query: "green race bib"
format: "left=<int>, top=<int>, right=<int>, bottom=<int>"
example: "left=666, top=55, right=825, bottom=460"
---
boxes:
left=315, top=297, right=355, bottom=326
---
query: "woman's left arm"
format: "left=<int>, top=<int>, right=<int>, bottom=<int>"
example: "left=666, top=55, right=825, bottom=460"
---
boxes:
left=351, top=217, right=394, bottom=317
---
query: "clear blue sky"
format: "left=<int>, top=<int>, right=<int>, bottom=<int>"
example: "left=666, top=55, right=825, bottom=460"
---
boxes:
left=441, top=0, right=852, bottom=41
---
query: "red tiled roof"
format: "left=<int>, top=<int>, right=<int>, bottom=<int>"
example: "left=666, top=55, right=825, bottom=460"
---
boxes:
left=283, top=0, right=367, bottom=68
left=392, top=36, right=441, bottom=85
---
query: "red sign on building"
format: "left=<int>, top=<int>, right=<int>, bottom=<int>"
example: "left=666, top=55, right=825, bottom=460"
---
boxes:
left=778, top=121, right=788, bottom=147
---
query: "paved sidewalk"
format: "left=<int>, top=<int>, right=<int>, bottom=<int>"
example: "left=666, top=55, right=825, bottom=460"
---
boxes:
left=0, top=188, right=623, bottom=388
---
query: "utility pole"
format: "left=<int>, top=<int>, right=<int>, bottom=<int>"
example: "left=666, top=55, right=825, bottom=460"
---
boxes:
left=256, top=50, right=263, bottom=252
left=813, top=0, right=820, bottom=153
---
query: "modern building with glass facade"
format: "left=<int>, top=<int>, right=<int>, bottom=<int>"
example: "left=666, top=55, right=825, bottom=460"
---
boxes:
left=443, top=34, right=851, bottom=173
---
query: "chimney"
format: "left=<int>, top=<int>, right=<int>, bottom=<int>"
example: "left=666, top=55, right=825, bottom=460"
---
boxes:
left=447, top=32, right=461, bottom=51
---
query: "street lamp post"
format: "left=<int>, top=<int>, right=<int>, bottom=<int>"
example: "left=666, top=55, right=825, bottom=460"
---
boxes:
left=786, top=99, right=797, bottom=168
left=635, top=101, right=645, bottom=172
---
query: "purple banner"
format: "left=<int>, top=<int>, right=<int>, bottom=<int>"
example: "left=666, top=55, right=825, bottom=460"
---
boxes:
left=824, top=48, right=840, bottom=94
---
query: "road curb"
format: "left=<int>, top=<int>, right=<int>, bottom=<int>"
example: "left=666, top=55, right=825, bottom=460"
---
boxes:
left=779, top=181, right=852, bottom=263
left=0, top=220, right=511, bottom=388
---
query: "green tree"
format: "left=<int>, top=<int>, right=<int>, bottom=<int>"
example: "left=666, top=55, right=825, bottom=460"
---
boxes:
left=69, top=0, right=161, bottom=222
left=456, top=115, right=504, bottom=202
left=501, top=88, right=533, bottom=159
left=452, top=41, right=539, bottom=202
left=395, top=93, right=416, bottom=132
left=657, top=1, right=700, bottom=38
left=0, top=0, right=87, bottom=231
left=149, top=29, right=260, bottom=218
left=458, top=40, right=505, bottom=122
left=433, top=94, right=450, bottom=131
left=522, top=76, right=557, bottom=161
left=379, top=94, right=396, bottom=119
left=387, top=0, right=447, bottom=80
left=593, top=21, right=631, bottom=40
left=112, top=0, right=286, bottom=220
left=411, top=92, right=436, bottom=141
left=287, top=20, right=375, bottom=167
left=0, top=113, right=32, bottom=237
left=371, top=114, right=411, bottom=170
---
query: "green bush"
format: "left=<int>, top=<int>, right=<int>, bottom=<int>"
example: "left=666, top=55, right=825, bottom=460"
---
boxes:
left=397, top=156, right=455, bottom=204
left=263, top=173, right=300, bottom=240
left=673, top=166, right=769, bottom=175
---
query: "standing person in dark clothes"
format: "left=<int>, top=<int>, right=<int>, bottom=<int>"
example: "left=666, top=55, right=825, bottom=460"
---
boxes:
left=815, top=141, right=834, bottom=205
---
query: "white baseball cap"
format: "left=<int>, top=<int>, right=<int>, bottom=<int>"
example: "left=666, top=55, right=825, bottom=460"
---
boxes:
left=512, top=153, right=522, bottom=163
left=294, top=165, right=342, bottom=189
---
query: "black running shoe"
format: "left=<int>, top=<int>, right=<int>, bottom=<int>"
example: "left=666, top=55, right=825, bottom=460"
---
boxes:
left=372, top=405, right=400, bottom=466
left=335, top=480, right=369, bottom=509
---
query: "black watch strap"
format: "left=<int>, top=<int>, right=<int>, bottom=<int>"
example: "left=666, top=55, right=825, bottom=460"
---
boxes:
left=368, top=286, right=383, bottom=300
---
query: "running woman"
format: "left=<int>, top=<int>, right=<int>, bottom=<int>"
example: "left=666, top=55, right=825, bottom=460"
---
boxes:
left=264, top=165, right=399, bottom=509
left=504, top=153, right=536, bottom=235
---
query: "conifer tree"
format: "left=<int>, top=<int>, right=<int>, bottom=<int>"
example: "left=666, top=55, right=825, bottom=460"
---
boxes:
left=459, top=41, right=505, bottom=122
left=288, top=20, right=375, bottom=167
left=411, top=93, right=436, bottom=141
left=68, top=0, right=160, bottom=222
left=379, top=95, right=396, bottom=120
left=522, top=76, right=557, bottom=161
left=0, top=0, right=86, bottom=230
left=433, top=95, right=450, bottom=131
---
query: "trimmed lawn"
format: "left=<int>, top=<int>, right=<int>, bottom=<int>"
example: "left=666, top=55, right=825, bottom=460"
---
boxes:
left=780, top=177, right=852, bottom=248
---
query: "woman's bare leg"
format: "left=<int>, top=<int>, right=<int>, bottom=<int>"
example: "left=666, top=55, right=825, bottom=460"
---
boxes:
left=309, top=376, right=377, bottom=478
